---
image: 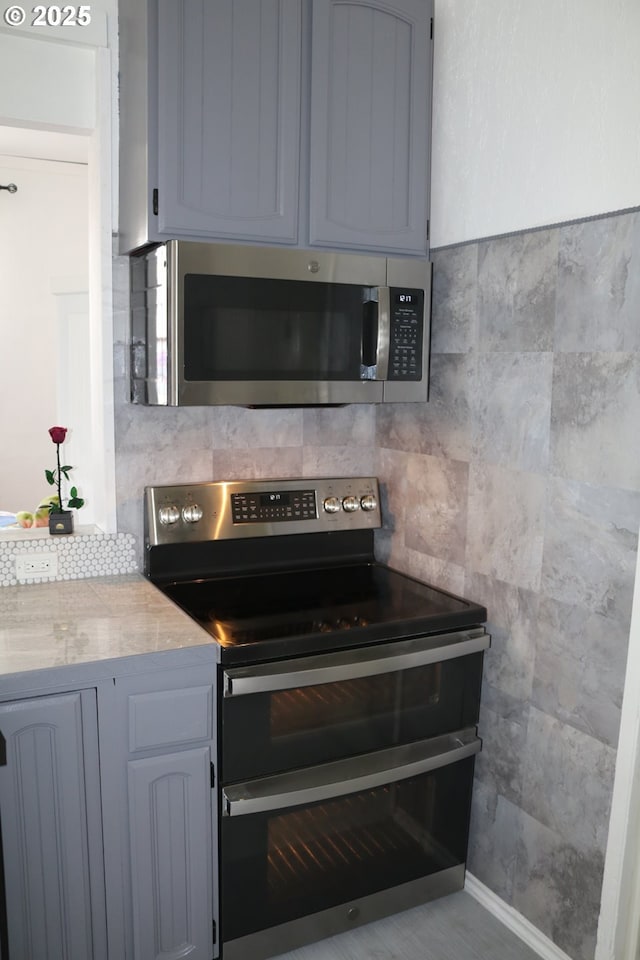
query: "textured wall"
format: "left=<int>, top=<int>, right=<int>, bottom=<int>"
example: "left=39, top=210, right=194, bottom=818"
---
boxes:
left=431, top=0, right=640, bottom=246
left=112, top=251, right=376, bottom=554
left=376, top=208, right=640, bottom=960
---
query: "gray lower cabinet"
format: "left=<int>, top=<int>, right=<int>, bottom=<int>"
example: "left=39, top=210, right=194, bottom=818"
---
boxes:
left=0, top=690, right=107, bottom=960
left=119, top=0, right=433, bottom=256
left=0, top=657, right=218, bottom=960
left=128, top=748, right=214, bottom=960
left=115, top=667, right=218, bottom=960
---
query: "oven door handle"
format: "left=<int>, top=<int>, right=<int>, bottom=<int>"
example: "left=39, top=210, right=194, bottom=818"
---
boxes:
left=222, top=728, right=481, bottom=817
left=223, top=628, right=489, bottom=697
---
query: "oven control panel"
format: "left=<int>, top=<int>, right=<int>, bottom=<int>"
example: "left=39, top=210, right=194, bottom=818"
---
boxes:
left=231, top=490, right=317, bottom=524
left=146, top=477, right=381, bottom=545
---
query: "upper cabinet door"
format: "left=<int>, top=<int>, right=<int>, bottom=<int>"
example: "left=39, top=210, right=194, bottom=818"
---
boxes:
left=308, top=0, right=433, bottom=255
left=156, top=0, right=302, bottom=243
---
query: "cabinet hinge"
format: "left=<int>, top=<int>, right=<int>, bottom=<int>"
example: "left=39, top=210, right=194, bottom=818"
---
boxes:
left=210, top=762, right=215, bottom=788
left=430, top=16, right=433, bottom=39
left=0, top=731, right=5, bottom=767
left=213, top=919, right=217, bottom=945
left=153, top=188, right=159, bottom=216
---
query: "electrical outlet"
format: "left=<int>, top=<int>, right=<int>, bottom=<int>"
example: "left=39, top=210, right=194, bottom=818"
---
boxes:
left=15, top=551, right=59, bottom=580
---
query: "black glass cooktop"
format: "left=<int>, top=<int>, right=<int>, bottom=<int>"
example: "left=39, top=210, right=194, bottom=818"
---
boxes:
left=160, top=562, right=486, bottom=665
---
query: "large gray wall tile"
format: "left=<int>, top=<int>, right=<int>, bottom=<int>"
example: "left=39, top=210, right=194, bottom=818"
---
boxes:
left=465, top=573, right=537, bottom=703
left=520, top=707, right=616, bottom=856
left=477, top=229, right=558, bottom=352
left=541, top=476, right=640, bottom=620
left=550, top=352, right=640, bottom=490
left=209, top=407, right=303, bottom=449
left=473, top=352, right=553, bottom=472
left=302, top=445, right=376, bottom=476
left=374, top=530, right=467, bottom=595
left=532, top=596, right=627, bottom=747
left=431, top=244, right=478, bottom=354
left=466, top=463, right=546, bottom=591
left=556, top=211, right=640, bottom=352
left=467, top=781, right=520, bottom=902
left=303, top=406, right=375, bottom=446
left=403, top=454, right=469, bottom=565
left=475, top=686, right=530, bottom=807
left=514, top=811, right=604, bottom=960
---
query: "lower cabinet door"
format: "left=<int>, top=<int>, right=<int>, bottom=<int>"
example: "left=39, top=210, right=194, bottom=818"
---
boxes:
left=0, top=690, right=106, bottom=960
left=128, top=747, right=214, bottom=960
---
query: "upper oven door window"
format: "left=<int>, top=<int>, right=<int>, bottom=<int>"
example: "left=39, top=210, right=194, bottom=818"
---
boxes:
left=183, top=274, right=373, bottom=381
left=221, top=629, right=488, bottom=783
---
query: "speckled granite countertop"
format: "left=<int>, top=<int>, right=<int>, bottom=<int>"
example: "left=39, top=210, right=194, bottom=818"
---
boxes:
left=0, top=575, right=217, bottom=692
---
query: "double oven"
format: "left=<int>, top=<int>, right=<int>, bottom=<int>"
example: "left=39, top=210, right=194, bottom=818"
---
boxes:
left=145, top=477, right=488, bottom=960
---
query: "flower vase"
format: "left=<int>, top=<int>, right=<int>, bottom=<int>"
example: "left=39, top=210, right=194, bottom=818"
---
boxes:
left=49, top=511, right=74, bottom=535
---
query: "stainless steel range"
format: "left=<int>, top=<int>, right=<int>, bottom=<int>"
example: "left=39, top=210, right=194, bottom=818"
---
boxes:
left=144, top=477, right=489, bottom=960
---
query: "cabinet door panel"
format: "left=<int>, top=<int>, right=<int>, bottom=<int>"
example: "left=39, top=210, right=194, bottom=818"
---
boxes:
left=309, top=0, right=432, bottom=254
left=0, top=692, right=101, bottom=960
left=156, top=0, right=302, bottom=243
left=128, top=747, right=213, bottom=960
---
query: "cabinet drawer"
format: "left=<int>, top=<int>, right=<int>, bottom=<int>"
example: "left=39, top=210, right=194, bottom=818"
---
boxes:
left=128, top=685, right=213, bottom=752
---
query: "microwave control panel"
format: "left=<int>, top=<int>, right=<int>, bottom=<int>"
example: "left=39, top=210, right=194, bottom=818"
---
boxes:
left=388, top=289, right=424, bottom=381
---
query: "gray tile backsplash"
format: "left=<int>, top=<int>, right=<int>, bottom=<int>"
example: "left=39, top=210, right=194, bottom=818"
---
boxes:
left=376, top=208, right=640, bottom=960
left=113, top=209, right=640, bottom=960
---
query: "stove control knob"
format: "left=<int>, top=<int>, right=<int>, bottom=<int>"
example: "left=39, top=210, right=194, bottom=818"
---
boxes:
left=158, top=505, right=180, bottom=525
left=342, top=496, right=360, bottom=512
left=360, top=494, right=378, bottom=512
left=182, top=504, right=203, bottom=524
left=323, top=496, right=341, bottom=514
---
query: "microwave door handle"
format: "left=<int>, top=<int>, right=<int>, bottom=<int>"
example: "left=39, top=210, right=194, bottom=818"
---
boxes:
left=222, top=728, right=482, bottom=816
left=361, top=299, right=378, bottom=368
left=375, top=287, right=391, bottom=379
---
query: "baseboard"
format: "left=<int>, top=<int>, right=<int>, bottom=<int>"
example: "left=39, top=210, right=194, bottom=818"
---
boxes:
left=465, top=873, right=573, bottom=960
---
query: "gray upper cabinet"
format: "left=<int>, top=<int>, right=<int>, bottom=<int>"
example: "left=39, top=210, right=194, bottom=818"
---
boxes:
left=155, top=0, right=302, bottom=243
left=119, top=0, right=433, bottom=256
left=308, top=0, right=433, bottom=254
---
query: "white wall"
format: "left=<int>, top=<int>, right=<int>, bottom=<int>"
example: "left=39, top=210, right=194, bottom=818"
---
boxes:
left=0, top=8, right=118, bottom=532
left=0, top=32, right=95, bottom=130
left=0, top=154, right=88, bottom=515
left=431, top=0, right=640, bottom=247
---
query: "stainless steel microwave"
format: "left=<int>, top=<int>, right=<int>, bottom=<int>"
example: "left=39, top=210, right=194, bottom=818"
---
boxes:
left=130, top=241, right=431, bottom=406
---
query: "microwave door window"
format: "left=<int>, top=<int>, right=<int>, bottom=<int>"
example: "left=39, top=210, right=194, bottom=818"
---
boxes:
left=183, top=275, right=365, bottom=381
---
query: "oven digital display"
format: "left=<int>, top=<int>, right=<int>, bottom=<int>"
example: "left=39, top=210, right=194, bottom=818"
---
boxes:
left=260, top=493, right=290, bottom=507
left=231, top=490, right=317, bottom=523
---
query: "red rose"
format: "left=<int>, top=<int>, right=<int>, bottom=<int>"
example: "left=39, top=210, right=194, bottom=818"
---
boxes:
left=48, top=426, right=67, bottom=444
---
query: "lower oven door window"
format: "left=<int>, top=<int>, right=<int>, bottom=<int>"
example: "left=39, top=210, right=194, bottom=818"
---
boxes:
left=222, top=629, right=488, bottom=782
left=220, top=729, right=480, bottom=947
